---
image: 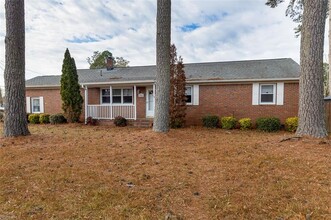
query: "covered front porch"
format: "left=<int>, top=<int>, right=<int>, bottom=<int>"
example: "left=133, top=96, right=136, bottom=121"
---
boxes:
left=83, top=83, right=155, bottom=121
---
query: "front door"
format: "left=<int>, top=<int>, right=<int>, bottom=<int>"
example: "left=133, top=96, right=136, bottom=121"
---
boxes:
left=146, top=88, right=154, bottom=117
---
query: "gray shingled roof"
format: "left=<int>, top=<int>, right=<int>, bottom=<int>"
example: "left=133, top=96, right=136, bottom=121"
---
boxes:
left=26, top=58, right=300, bottom=87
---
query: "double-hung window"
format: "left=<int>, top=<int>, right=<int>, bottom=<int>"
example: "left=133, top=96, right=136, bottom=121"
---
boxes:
left=185, top=86, right=192, bottom=104
left=260, top=84, right=276, bottom=104
left=112, top=89, right=122, bottom=104
left=31, top=97, right=41, bottom=113
left=101, top=89, right=111, bottom=104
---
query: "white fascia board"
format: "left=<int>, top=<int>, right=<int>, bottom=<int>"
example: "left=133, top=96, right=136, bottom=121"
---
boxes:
left=26, top=85, right=60, bottom=88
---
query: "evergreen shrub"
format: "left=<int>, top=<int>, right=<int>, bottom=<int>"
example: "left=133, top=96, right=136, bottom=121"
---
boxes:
left=39, top=114, right=50, bottom=124
left=114, top=116, right=127, bottom=127
left=221, top=116, right=237, bottom=129
left=285, top=117, right=298, bottom=132
left=50, top=114, right=67, bottom=124
left=202, top=115, right=219, bottom=128
left=239, top=118, right=252, bottom=130
left=28, top=114, right=40, bottom=124
left=256, top=117, right=281, bottom=132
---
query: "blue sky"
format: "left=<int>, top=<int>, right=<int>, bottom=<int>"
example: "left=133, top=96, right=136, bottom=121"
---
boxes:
left=0, top=0, right=329, bottom=90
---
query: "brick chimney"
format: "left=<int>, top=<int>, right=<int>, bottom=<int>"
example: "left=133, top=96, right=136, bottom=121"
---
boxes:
left=106, top=56, right=114, bottom=70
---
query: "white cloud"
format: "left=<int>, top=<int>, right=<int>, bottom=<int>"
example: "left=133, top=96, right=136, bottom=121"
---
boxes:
left=0, top=0, right=329, bottom=90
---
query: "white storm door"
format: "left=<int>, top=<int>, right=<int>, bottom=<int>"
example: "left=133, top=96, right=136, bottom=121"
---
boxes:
left=146, top=88, right=154, bottom=117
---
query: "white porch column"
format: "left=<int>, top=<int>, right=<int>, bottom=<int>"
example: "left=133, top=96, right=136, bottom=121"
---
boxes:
left=134, top=85, right=137, bottom=120
left=84, top=86, right=88, bottom=124
left=109, top=85, right=113, bottom=119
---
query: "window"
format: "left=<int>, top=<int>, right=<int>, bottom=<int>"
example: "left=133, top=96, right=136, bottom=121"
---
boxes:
left=185, top=86, right=192, bottom=104
left=260, top=84, right=276, bottom=104
left=101, top=88, right=133, bottom=104
left=123, top=89, right=133, bottom=103
left=101, top=89, right=111, bottom=104
left=31, top=97, right=41, bottom=113
left=112, top=89, right=122, bottom=104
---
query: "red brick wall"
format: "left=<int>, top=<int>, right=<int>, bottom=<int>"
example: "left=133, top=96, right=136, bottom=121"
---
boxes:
left=26, top=88, right=62, bottom=114
left=88, top=88, right=100, bottom=104
left=136, top=87, right=146, bottom=118
left=26, top=88, right=86, bottom=121
left=26, top=82, right=299, bottom=126
left=186, top=83, right=299, bottom=126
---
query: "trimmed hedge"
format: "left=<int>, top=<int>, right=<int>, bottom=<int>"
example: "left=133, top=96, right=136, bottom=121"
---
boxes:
left=28, top=114, right=40, bottom=124
left=256, top=117, right=281, bottom=132
left=285, top=117, right=298, bottom=132
left=114, top=116, right=127, bottom=127
left=202, top=115, right=219, bottom=128
left=239, top=118, right=252, bottom=130
left=49, top=114, right=67, bottom=124
left=221, top=116, right=237, bottom=129
left=39, top=114, right=50, bottom=124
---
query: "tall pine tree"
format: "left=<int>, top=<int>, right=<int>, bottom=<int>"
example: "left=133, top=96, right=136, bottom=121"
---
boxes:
left=60, top=49, right=83, bottom=123
left=169, top=44, right=186, bottom=128
left=4, top=0, right=30, bottom=137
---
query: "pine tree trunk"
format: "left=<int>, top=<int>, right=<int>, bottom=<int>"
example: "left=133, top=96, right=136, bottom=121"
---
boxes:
left=153, top=0, right=171, bottom=132
left=296, top=0, right=328, bottom=138
left=3, top=0, right=30, bottom=137
left=329, top=0, right=331, bottom=96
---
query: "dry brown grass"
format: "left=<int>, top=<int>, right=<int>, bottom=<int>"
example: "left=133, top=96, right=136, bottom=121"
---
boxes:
left=0, top=123, right=330, bottom=220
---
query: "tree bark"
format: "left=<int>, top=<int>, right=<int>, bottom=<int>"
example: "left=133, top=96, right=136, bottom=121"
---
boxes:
left=153, top=0, right=171, bottom=132
left=296, top=0, right=328, bottom=138
left=329, top=0, right=331, bottom=96
left=4, top=0, right=30, bottom=137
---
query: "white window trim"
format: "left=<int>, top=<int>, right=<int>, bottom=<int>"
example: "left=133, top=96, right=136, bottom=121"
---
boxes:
left=259, top=84, right=276, bottom=105
left=100, top=87, right=134, bottom=105
left=185, top=85, right=193, bottom=105
left=31, top=97, right=41, bottom=113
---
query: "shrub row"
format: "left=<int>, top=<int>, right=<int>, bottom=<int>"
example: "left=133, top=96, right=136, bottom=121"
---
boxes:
left=202, top=115, right=298, bottom=132
left=27, top=113, right=66, bottom=124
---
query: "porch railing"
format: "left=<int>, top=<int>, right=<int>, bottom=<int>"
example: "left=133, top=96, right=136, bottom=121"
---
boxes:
left=87, top=105, right=136, bottom=120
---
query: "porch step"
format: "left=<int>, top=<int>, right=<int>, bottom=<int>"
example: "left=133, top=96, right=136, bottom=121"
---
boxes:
left=133, top=118, right=153, bottom=128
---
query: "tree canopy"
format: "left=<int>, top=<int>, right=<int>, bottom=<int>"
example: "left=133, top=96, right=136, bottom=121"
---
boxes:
left=87, top=50, right=129, bottom=68
left=266, top=0, right=303, bottom=35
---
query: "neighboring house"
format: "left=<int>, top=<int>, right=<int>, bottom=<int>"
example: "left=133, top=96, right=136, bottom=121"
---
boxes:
left=25, top=58, right=300, bottom=126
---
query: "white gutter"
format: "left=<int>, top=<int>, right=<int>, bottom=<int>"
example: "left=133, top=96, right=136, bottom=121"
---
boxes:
left=26, top=85, right=60, bottom=88
left=80, top=80, right=155, bottom=86
left=186, top=77, right=300, bottom=83
left=26, top=77, right=300, bottom=88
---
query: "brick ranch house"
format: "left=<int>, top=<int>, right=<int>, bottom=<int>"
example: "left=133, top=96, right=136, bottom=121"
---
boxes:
left=25, top=58, right=300, bottom=126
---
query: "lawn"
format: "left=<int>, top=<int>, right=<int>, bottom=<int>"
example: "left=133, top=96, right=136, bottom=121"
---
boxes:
left=0, top=124, right=330, bottom=219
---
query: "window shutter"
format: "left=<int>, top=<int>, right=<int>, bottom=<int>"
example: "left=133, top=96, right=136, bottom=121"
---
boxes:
left=276, top=82, right=284, bottom=105
left=26, top=97, right=31, bottom=113
left=252, top=83, right=259, bottom=105
left=193, top=85, right=199, bottom=105
left=40, top=97, right=44, bottom=113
